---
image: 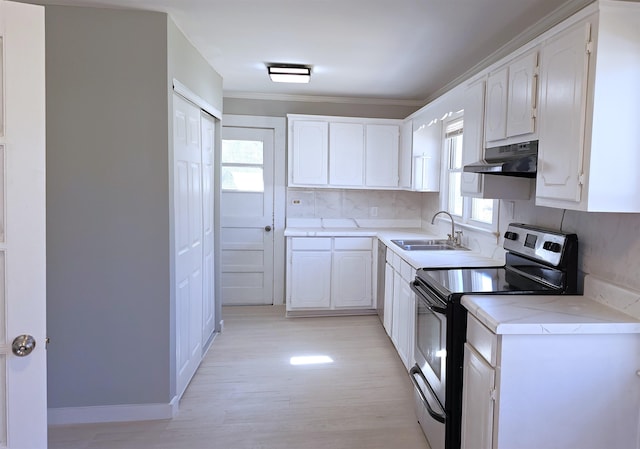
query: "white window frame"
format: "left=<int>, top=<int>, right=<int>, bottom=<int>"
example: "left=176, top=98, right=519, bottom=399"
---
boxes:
left=439, top=115, right=498, bottom=234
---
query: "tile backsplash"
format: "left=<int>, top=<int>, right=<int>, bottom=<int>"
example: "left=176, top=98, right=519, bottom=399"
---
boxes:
left=287, top=188, right=423, bottom=220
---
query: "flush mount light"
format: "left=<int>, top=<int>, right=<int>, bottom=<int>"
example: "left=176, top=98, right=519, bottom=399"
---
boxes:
left=268, top=64, right=311, bottom=83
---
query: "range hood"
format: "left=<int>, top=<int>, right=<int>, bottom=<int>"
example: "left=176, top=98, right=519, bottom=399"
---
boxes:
left=463, top=141, right=538, bottom=178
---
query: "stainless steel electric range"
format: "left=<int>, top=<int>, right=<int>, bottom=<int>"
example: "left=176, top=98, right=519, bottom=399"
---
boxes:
left=409, top=223, right=578, bottom=449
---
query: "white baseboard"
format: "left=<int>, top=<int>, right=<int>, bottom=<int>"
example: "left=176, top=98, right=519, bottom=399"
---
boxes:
left=48, top=397, right=180, bottom=425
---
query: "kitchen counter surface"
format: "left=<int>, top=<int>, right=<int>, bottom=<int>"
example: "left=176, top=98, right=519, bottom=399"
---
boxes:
left=462, top=293, right=640, bottom=335
left=285, top=222, right=504, bottom=270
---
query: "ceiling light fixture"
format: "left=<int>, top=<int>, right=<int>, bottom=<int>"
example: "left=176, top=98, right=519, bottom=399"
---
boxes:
left=268, top=64, right=311, bottom=83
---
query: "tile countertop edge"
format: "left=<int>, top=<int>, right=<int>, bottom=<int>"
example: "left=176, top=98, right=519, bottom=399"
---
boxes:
left=462, top=294, right=640, bottom=336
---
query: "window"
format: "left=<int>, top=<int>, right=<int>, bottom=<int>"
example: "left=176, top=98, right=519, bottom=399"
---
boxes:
left=221, top=139, right=264, bottom=192
left=441, top=118, right=497, bottom=231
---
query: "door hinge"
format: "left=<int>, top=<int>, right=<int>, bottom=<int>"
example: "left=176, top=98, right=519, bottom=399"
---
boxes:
left=489, top=388, right=497, bottom=401
left=531, top=107, right=537, bottom=119
left=578, top=173, right=586, bottom=185
left=586, top=41, right=594, bottom=54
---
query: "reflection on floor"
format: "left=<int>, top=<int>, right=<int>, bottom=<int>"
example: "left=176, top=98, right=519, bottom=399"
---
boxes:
left=49, top=305, right=430, bottom=449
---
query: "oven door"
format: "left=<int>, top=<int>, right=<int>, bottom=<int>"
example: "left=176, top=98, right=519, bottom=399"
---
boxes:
left=411, top=279, right=448, bottom=406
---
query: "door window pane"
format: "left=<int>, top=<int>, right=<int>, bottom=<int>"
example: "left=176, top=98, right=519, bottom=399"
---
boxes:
left=222, top=139, right=264, bottom=192
left=222, top=140, right=263, bottom=164
left=221, top=166, right=264, bottom=191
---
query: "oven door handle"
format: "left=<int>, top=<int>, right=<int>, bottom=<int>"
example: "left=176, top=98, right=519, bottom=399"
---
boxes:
left=410, top=281, right=447, bottom=315
left=409, top=365, right=446, bottom=424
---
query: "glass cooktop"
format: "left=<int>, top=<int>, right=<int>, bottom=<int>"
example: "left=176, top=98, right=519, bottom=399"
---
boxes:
left=416, top=266, right=560, bottom=297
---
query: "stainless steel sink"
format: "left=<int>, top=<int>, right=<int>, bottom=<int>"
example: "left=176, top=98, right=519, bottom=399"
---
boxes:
left=390, top=239, right=469, bottom=251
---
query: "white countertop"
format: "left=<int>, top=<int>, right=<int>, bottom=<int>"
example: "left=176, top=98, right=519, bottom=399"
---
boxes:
left=284, top=221, right=504, bottom=270
left=462, top=294, right=640, bottom=335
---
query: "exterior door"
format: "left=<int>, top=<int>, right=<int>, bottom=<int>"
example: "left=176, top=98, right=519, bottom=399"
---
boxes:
left=173, top=93, right=203, bottom=398
left=221, top=126, right=274, bottom=305
left=0, top=2, right=48, bottom=447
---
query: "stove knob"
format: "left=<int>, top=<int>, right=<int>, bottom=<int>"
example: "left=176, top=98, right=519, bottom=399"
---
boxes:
left=543, top=241, right=562, bottom=252
left=504, top=231, right=518, bottom=241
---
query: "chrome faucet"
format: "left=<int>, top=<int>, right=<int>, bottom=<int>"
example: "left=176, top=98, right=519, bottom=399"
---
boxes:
left=430, top=210, right=463, bottom=246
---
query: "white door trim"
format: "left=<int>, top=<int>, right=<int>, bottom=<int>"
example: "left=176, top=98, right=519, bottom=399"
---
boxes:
left=221, top=115, right=286, bottom=305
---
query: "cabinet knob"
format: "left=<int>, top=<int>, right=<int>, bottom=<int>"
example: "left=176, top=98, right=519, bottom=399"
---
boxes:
left=265, top=225, right=272, bottom=232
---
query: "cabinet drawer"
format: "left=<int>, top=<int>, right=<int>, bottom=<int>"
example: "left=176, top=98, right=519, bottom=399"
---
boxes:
left=391, top=251, right=402, bottom=270
left=333, top=237, right=372, bottom=251
left=386, top=248, right=395, bottom=264
left=400, top=259, right=414, bottom=281
left=290, top=237, right=332, bottom=250
left=466, top=315, right=497, bottom=366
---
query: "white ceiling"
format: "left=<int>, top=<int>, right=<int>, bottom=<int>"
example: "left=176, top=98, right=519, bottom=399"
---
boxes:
left=30, top=0, right=595, bottom=104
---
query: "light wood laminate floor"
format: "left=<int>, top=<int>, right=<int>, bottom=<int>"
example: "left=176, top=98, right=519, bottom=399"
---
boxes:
left=49, top=306, right=431, bottom=449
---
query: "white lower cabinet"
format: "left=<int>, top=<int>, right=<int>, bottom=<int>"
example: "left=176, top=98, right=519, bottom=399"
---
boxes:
left=461, top=343, right=495, bottom=449
left=332, top=250, right=372, bottom=308
left=286, top=237, right=373, bottom=314
left=289, top=250, right=332, bottom=309
left=384, top=246, right=415, bottom=370
left=462, top=314, right=640, bottom=449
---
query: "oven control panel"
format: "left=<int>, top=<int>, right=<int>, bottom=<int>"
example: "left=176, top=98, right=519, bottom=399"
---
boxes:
left=502, top=223, right=577, bottom=267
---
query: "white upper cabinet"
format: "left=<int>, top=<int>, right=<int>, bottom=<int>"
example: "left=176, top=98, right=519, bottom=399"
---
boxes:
left=329, top=122, right=364, bottom=186
left=462, top=77, right=532, bottom=199
left=485, top=49, right=538, bottom=146
left=411, top=117, right=441, bottom=192
left=290, top=120, right=328, bottom=185
left=398, top=119, right=413, bottom=189
left=365, top=124, right=400, bottom=187
left=288, top=114, right=401, bottom=189
left=536, top=20, right=588, bottom=206
left=536, top=1, right=640, bottom=212
left=461, top=79, right=485, bottom=196
left=484, top=68, right=508, bottom=143
left=506, top=51, right=538, bottom=138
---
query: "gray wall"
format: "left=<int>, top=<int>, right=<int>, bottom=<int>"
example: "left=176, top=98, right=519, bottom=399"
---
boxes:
left=46, top=5, right=170, bottom=408
left=168, top=18, right=224, bottom=113
left=45, top=5, right=223, bottom=410
left=223, top=97, right=420, bottom=119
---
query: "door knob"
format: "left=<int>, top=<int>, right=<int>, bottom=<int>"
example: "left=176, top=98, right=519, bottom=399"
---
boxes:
left=265, top=225, right=272, bottom=232
left=12, top=334, right=36, bottom=357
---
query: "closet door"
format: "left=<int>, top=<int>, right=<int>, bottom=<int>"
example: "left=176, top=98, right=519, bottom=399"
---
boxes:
left=201, top=112, right=216, bottom=347
left=173, top=93, right=204, bottom=398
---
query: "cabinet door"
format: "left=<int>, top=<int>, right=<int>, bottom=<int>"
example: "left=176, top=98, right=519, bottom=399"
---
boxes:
left=507, top=51, right=538, bottom=138
left=461, top=343, right=495, bottom=449
left=365, top=124, right=399, bottom=187
left=461, top=79, right=485, bottom=196
left=291, top=120, right=328, bottom=185
left=536, top=20, right=591, bottom=204
left=485, top=67, right=508, bottom=143
left=391, top=269, right=403, bottom=349
left=383, top=263, right=394, bottom=335
left=399, top=119, right=413, bottom=189
left=332, top=250, right=372, bottom=308
left=289, top=250, right=331, bottom=308
left=397, top=278, right=413, bottom=369
left=329, top=122, right=364, bottom=186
